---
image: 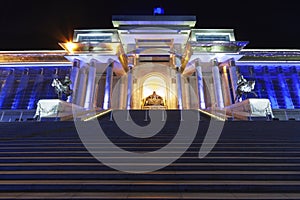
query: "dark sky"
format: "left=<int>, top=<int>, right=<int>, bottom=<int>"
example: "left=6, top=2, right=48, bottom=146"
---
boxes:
left=0, top=0, right=299, bottom=50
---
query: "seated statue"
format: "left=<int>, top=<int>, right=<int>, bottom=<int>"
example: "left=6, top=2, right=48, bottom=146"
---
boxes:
left=144, top=91, right=164, bottom=106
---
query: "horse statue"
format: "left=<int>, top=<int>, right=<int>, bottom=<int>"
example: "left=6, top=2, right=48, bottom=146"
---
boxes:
left=51, top=76, right=73, bottom=100
left=234, top=76, right=257, bottom=102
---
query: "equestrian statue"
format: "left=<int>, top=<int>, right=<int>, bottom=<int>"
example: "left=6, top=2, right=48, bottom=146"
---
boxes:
left=51, top=75, right=73, bottom=100
left=234, top=74, right=257, bottom=102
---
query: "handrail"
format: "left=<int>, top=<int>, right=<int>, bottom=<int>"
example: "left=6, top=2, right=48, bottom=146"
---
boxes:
left=198, top=109, right=226, bottom=121
left=83, top=109, right=112, bottom=121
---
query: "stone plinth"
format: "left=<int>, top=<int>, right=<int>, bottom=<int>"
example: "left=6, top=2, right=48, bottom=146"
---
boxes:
left=34, top=99, right=85, bottom=121
left=225, top=98, right=274, bottom=120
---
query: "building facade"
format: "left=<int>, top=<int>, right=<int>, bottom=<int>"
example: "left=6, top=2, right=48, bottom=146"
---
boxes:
left=1, top=15, right=300, bottom=120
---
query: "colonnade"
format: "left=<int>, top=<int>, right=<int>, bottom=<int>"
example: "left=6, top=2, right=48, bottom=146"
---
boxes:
left=69, top=56, right=239, bottom=110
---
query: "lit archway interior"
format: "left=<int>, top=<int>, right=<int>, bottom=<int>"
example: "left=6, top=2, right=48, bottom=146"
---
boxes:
left=142, top=76, right=166, bottom=100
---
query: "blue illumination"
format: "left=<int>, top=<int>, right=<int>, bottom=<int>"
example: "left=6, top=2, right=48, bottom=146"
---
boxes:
left=153, top=7, right=164, bottom=15
left=237, top=64, right=300, bottom=109
left=103, top=65, right=113, bottom=109
left=0, top=66, right=72, bottom=110
left=291, top=73, right=300, bottom=108
left=27, top=74, right=44, bottom=110
left=277, top=72, right=294, bottom=109
left=0, top=72, right=15, bottom=109
left=11, top=74, right=29, bottom=109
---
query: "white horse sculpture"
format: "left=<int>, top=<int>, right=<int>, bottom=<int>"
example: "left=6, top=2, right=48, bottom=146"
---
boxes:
left=235, top=80, right=257, bottom=102
left=51, top=78, right=72, bottom=100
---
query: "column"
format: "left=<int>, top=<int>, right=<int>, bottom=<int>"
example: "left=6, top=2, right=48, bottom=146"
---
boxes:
left=12, top=69, right=29, bottom=109
left=76, top=67, right=88, bottom=107
left=126, top=66, right=133, bottom=109
left=119, top=76, right=126, bottom=109
left=221, top=66, right=232, bottom=106
left=212, top=59, right=224, bottom=108
left=27, top=68, right=44, bottom=109
left=195, top=60, right=206, bottom=109
left=103, top=63, right=113, bottom=109
left=291, top=66, right=300, bottom=107
left=176, top=67, right=183, bottom=110
left=84, top=64, right=97, bottom=109
left=93, top=76, right=101, bottom=108
left=277, top=67, right=294, bottom=109
left=229, top=59, right=238, bottom=103
left=68, top=59, right=80, bottom=103
left=184, top=78, right=190, bottom=109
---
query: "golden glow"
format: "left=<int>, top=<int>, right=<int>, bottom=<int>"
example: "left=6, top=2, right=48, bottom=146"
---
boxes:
left=65, top=42, right=77, bottom=53
left=198, top=109, right=226, bottom=121
left=83, top=109, right=112, bottom=121
left=223, top=65, right=227, bottom=73
left=142, top=76, right=166, bottom=99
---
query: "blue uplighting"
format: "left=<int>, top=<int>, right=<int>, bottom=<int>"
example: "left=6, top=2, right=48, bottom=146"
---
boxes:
left=237, top=65, right=300, bottom=109
left=0, top=66, right=71, bottom=110
left=153, top=7, right=164, bottom=15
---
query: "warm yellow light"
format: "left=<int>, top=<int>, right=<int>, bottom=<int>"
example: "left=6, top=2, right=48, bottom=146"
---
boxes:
left=223, top=65, right=227, bottom=73
left=142, top=76, right=166, bottom=99
left=65, top=42, right=77, bottom=53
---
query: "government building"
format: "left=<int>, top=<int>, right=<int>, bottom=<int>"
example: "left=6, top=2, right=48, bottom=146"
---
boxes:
left=0, top=15, right=300, bottom=121
left=1, top=14, right=300, bottom=199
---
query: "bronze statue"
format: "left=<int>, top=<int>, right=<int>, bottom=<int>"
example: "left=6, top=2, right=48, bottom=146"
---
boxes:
left=144, top=91, right=164, bottom=106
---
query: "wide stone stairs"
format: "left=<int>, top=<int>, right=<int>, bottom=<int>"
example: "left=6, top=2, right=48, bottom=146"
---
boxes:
left=0, top=110, right=300, bottom=199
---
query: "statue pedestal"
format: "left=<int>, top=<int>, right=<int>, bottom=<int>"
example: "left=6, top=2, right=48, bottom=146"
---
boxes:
left=225, top=98, right=274, bottom=120
left=34, top=99, right=85, bottom=121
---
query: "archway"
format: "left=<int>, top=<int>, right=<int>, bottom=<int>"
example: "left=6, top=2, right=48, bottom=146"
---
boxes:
left=142, top=76, right=166, bottom=100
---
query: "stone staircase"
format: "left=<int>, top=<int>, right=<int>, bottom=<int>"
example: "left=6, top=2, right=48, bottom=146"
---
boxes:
left=0, top=110, right=300, bottom=199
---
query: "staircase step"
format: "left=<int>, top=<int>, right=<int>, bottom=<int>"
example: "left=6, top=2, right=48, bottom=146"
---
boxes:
left=0, top=111, right=300, bottom=198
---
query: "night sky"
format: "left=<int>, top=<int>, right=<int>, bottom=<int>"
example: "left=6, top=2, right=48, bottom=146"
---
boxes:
left=0, top=0, right=299, bottom=50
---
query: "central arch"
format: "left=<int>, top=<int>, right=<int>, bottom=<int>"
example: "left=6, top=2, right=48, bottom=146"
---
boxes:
left=130, top=63, right=179, bottom=109
left=142, top=75, right=166, bottom=100
left=132, top=71, right=177, bottom=109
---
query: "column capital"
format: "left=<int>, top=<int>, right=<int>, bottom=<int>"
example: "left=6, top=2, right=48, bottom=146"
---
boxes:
left=89, top=59, right=97, bottom=68
left=72, top=59, right=80, bottom=68
left=128, top=65, right=133, bottom=72
left=229, top=58, right=236, bottom=67
left=107, top=62, right=113, bottom=68
left=211, top=58, right=218, bottom=66
left=195, top=58, right=201, bottom=67
left=127, top=55, right=136, bottom=67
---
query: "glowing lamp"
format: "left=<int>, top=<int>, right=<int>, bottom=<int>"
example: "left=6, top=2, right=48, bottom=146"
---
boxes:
left=153, top=7, right=164, bottom=15
left=65, top=42, right=77, bottom=53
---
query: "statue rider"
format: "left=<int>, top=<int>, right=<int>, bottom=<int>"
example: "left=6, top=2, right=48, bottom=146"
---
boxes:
left=237, top=74, right=247, bottom=87
left=62, top=75, right=72, bottom=92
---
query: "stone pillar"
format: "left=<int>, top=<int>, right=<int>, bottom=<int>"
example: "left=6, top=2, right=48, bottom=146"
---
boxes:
left=84, top=63, right=97, bottom=109
left=176, top=67, right=183, bottom=110
left=69, top=59, right=80, bottom=103
left=126, top=66, right=133, bottom=109
left=119, top=76, right=126, bottom=109
left=229, top=59, right=238, bottom=103
left=27, top=68, right=44, bottom=109
left=184, top=78, right=190, bottom=109
left=76, top=67, right=88, bottom=107
left=212, top=59, right=224, bottom=108
left=93, top=76, right=101, bottom=108
left=103, top=63, right=113, bottom=109
left=195, top=60, right=206, bottom=109
left=12, top=69, right=29, bottom=109
left=125, top=56, right=136, bottom=109
left=221, top=66, right=232, bottom=106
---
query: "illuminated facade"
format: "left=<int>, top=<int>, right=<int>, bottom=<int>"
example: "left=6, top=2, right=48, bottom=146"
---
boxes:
left=1, top=15, right=300, bottom=120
